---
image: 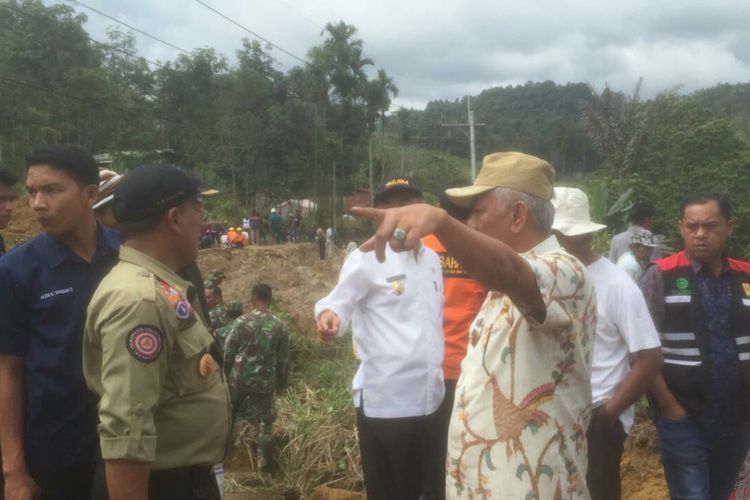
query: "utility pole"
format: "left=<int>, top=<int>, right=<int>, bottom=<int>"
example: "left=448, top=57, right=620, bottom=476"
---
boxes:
left=468, top=97, right=478, bottom=181
left=442, top=95, right=484, bottom=181
left=332, top=160, right=337, bottom=235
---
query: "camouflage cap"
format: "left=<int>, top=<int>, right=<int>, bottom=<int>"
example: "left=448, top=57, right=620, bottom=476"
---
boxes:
left=208, top=270, right=226, bottom=280
left=631, top=229, right=658, bottom=248
left=225, top=301, right=243, bottom=315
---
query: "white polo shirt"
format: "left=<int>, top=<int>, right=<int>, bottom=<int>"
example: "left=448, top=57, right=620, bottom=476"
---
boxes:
left=315, top=245, right=445, bottom=418
left=587, top=257, right=661, bottom=432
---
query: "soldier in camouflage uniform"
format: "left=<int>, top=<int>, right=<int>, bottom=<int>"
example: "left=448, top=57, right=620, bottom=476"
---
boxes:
left=207, top=270, right=226, bottom=286
left=205, top=282, right=227, bottom=329
left=223, top=283, right=289, bottom=472
left=214, top=301, right=244, bottom=346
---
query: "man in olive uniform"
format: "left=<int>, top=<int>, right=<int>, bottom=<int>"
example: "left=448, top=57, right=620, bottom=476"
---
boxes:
left=223, top=283, right=289, bottom=472
left=214, top=301, right=244, bottom=346
left=83, top=165, right=230, bottom=500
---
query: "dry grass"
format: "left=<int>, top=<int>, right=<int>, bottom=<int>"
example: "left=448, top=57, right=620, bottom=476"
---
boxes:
left=223, top=325, right=362, bottom=498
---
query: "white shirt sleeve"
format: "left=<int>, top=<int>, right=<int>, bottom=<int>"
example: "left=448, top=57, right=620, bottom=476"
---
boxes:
left=314, top=252, right=370, bottom=337
left=616, top=281, right=662, bottom=353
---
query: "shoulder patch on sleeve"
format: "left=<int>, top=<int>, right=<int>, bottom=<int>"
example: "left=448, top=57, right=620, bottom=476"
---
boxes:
left=126, top=325, right=163, bottom=362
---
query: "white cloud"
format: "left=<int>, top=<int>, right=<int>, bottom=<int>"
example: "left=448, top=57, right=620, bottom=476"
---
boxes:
left=50, top=0, right=750, bottom=108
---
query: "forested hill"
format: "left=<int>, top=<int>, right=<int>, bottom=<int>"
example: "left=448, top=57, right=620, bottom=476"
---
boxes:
left=397, top=80, right=750, bottom=178
left=693, top=83, right=750, bottom=139
left=400, top=82, right=600, bottom=176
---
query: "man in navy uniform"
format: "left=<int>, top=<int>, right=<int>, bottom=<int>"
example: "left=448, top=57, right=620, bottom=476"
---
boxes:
left=0, top=145, right=119, bottom=499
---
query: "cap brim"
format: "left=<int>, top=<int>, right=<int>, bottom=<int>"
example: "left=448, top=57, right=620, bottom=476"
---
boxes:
left=445, top=185, right=496, bottom=208
left=552, top=220, right=607, bottom=237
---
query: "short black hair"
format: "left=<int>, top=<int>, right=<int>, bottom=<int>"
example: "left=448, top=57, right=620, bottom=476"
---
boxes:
left=25, top=144, right=98, bottom=186
left=629, top=200, right=656, bottom=224
left=680, top=192, right=732, bottom=220
left=252, top=282, right=272, bottom=303
left=206, top=283, right=223, bottom=299
left=0, top=168, right=17, bottom=186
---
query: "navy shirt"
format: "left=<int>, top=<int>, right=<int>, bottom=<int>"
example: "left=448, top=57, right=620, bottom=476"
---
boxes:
left=696, top=266, right=744, bottom=437
left=0, top=226, right=119, bottom=469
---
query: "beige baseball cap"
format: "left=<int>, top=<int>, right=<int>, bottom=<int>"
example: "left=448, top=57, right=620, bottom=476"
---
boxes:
left=446, top=152, right=555, bottom=207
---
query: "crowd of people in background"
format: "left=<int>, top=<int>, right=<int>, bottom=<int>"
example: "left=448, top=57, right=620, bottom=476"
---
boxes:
left=199, top=207, right=306, bottom=249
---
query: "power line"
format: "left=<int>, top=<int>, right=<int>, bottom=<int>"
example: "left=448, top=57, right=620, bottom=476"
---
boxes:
left=193, top=0, right=307, bottom=65
left=0, top=2, right=166, bottom=69
left=65, top=0, right=192, bottom=56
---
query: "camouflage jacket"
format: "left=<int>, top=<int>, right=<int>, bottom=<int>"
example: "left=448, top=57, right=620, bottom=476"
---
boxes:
left=214, top=319, right=236, bottom=348
left=223, top=308, right=290, bottom=398
left=209, top=303, right=227, bottom=329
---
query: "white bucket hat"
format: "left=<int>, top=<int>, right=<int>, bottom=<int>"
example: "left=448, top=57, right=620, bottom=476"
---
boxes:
left=551, top=187, right=607, bottom=236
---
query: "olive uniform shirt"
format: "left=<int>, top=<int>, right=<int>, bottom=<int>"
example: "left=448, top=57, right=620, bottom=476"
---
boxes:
left=83, top=246, right=230, bottom=470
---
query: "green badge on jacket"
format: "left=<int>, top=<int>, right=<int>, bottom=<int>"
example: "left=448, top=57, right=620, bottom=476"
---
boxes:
left=673, top=277, right=690, bottom=295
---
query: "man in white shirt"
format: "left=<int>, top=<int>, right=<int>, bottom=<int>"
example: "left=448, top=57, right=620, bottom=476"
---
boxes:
left=315, top=177, right=444, bottom=500
left=552, top=187, right=663, bottom=500
left=616, top=229, right=658, bottom=282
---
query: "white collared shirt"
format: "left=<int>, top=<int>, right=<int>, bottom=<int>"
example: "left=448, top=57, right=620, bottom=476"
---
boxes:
left=315, top=245, right=445, bottom=418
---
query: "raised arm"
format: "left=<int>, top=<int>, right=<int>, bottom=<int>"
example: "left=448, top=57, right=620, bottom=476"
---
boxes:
left=352, top=204, right=545, bottom=324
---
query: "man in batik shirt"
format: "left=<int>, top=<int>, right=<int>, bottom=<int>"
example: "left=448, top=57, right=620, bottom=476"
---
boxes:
left=353, top=151, right=597, bottom=499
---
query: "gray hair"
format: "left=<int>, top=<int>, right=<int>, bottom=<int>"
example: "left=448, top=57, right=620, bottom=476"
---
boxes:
left=492, top=187, right=554, bottom=235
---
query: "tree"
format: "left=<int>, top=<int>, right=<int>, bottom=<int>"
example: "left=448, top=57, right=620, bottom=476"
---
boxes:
left=580, top=79, right=670, bottom=179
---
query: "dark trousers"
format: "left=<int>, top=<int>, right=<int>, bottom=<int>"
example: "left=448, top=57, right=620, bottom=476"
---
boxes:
left=428, top=379, right=456, bottom=500
left=27, top=462, right=96, bottom=500
left=318, top=239, right=326, bottom=260
left=586, top=404, right=627, bottom=500
left=658, top=414, right=750, bottom=500
left=356, top=405, right=443, bottom=500
left=90, top=463, right=219, bottom=500
left=148, top=466, right=220, bottom=500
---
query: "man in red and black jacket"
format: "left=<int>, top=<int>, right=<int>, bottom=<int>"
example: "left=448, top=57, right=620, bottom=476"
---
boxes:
left=640, top=192, right=750, bottom=500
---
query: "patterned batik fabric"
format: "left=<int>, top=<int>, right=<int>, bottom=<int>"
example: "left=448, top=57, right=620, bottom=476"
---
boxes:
left=733, top=451, right=750, bottom=500
left=447, top=237, right=597, bottom=500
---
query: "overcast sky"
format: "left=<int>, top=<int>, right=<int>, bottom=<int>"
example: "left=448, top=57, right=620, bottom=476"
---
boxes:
left=52, top=0, right=750, bottom=109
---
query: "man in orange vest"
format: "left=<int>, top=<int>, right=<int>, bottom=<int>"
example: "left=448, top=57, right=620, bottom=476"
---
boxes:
left=228, top=227, right=245, bottom=248
left=423, top=193, right=486, bottom=500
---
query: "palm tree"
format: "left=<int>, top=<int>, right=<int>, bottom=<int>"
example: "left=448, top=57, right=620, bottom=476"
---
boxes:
left=375, top=69, right=399, bottom=181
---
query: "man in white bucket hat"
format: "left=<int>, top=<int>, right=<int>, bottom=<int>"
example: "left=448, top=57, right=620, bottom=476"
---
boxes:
left=552, top=186, right=663, bottom=500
